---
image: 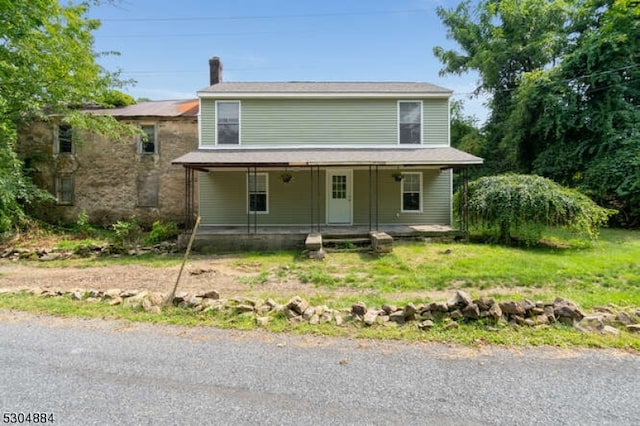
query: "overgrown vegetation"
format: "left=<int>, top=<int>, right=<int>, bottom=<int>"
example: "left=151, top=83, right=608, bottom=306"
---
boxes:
left=457, top=174, right=615, bottom=245
left=145, top=220, right=180, bottom=245
left=0, top=0, right=138, bottom=234
left=1, top=215, right=181, bottom=253
left=436, top=0, right=640, bottom=226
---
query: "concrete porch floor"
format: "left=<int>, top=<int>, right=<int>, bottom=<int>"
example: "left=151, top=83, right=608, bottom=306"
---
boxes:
left=186, top=224, right=464, bottom=252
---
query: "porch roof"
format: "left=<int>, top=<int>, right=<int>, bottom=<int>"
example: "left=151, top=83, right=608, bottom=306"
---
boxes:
left=172, top=147, right=483, bottom=168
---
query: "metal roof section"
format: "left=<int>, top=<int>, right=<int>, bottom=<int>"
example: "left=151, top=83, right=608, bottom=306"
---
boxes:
left=85, top=99, right=199, bottom=117
left=198, top=82, right=453, bottom=98
left=172, top=147, right=483, bottom=168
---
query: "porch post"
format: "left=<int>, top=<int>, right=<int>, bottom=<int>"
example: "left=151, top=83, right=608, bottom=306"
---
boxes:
left=183, top=167, right=194, bottom=229
left=375, top=165, right=380, bottom=231
left=309, top=165, right=314, bottom=232
left=253, top=166, right=258, bottom=234
left=316, top=166, right=321, bottom=232
left=368, top=165, right=372, bottom=231
left=246, top=166, right=250, bottom=234
left=461, top=167, right=469, bottom=235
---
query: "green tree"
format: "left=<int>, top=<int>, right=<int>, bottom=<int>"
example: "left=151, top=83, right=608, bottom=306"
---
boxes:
left=434, top=0, right=570, bottom=174
left=459, top=174, right=614, bottom=245
left=507, top=0, right=640, bottom=225
left=0, top=0, right=135, bottom=233
left=436, top=0, right=640, bottom=226
left=450, top=99, right=485, bottom=157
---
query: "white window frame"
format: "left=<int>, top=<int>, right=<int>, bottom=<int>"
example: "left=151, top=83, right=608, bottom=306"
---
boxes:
left=56, top=174, right=74, bottom=205
left=54, top=124, right=74, bottom=154
left=400, top=172, right=423, bottom=213
left=397, top=100, right=423, bottom=145
left=138, top=123, right=158, bottom=155
left=247, top=172, right=268, bottom=214
left=216, top=100, right=241, bottom=145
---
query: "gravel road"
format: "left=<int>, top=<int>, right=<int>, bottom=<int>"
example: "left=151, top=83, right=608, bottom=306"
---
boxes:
left=1, top=311, right=638, bottom=425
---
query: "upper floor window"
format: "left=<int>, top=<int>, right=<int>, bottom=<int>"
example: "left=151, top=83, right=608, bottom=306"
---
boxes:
left=138, top=124, right=157, bottom=154
left=399, top=101, right=422, bottom=144
left=57, top=124, right=73, bottom=154
left=401, top=172, right=422, bottom=212
left=248, top=173, right=268, bottom=213
left=217, top=101, right=240, bottom=145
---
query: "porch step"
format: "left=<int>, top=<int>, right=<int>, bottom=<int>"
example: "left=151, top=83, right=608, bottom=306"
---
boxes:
left=305, top=233, right=323, bottom=251
left=322, top=237, right=371, bottom=247
left=370, top=232, right=393, bottom=254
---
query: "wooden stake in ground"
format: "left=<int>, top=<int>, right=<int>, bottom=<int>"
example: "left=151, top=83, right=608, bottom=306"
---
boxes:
left=163, top=215, right=201, bottom=308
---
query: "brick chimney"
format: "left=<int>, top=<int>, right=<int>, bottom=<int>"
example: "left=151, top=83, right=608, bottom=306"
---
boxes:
left=209, top=56, right=223, bottom=85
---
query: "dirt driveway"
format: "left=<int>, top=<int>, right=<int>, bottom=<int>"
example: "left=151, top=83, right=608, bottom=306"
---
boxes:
left=0, top=257, right=540, bottom=302
left=0, top=255, right=473, bottom=302
left=0, top=257, right=321, bottom=298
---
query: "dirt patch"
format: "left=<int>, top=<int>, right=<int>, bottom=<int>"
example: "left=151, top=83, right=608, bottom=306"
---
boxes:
left=0, top=258, right=548, bottom=303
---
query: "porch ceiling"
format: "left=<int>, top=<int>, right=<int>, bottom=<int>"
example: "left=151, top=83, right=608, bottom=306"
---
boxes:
left=172, top=147, right=483, bottom=169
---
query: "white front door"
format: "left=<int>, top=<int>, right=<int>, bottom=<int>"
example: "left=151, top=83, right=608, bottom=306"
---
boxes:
left=327, top=170, right=352, bottom=224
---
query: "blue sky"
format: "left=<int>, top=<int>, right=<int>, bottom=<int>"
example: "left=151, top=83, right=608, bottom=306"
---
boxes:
left=89, top=0, right=486, bottom=122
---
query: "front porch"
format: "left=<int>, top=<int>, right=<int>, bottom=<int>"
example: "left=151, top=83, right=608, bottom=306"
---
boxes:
left=183, top=224, right=464, bottom=252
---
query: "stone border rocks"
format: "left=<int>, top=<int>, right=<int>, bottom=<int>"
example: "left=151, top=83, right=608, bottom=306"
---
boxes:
left=0, top=242, right=178, bottom=261
left=1, top=287, right=639, bottom=335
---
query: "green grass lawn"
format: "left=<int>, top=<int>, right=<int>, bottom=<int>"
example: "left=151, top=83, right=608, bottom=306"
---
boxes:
left=1, top=228, right=639, bottom=349
left=229, top=228, right=640, bottom=309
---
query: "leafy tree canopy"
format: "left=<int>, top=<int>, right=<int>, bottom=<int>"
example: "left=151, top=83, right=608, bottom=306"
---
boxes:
left=436, top=0, right=640, bottom=226
left=0, top=0, right=136, bottom=233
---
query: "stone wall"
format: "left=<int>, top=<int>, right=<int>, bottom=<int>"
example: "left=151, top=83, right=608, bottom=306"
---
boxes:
left=17, top=117, right=198, bottom=227
left=3, top=286, right=638, bottom=336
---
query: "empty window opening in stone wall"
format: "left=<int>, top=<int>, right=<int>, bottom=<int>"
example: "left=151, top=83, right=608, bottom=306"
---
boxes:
left=137, top=173, right=159, bottom=207
left=139, top=124, right=157, bottom=154
left=57, top=125, right=73, bottom=154
left=56, top=174, right=74, bottom=205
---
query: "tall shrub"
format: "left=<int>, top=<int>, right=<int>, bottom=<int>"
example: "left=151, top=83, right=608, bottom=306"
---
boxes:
left=458, top=174, right=614, bottom=244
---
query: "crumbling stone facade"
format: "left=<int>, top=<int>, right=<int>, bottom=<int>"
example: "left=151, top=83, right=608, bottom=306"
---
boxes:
left=17, top=100, right=198, bottom=227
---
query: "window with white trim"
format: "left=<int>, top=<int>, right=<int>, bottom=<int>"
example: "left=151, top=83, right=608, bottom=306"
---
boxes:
left=56, top=174, right=74, bottom=205
left=217, top=101, right=240, bottom=144
left=401, top=172, right=422, bottom=212
left=138, top=124, right=157, bottom=154
left=248, top=173, right=268, bottom=213
left=56, top=124, right=73, bottom=154
left=399, top=101, right=422, bottom=144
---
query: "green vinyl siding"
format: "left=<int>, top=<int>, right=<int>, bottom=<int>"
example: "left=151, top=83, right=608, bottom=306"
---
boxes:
left=199, top=98, right=449, bottom=147
left=200, top=168, right=450, bottom=226
left=423, top=98, right=449, bottom=146
left=352, top=169, right=451, bottom=225
left=241, top=99, right=395, bottom=145
left=199, top=169, right=326, bottom=225
left=200, top=99, right=217, bottom=147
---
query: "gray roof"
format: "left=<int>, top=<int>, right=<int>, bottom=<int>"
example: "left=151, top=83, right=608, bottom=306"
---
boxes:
left=85, top=99, right=199, bottom=117
left=172, top=147, right=483, bottom=168
left=198, top=82, right=452, bottom=97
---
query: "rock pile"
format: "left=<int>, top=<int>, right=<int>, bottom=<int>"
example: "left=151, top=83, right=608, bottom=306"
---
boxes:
left=1, top=287, right=639, bottom=335
left=0, top=242, right=177, bottom=261
left=347, top=290, right=591, bottom=330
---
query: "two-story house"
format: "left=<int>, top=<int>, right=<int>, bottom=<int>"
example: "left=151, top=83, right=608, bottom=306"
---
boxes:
left=18, top=100, right=199, bottom=226
left=173, top=57, right=482, bottom=251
